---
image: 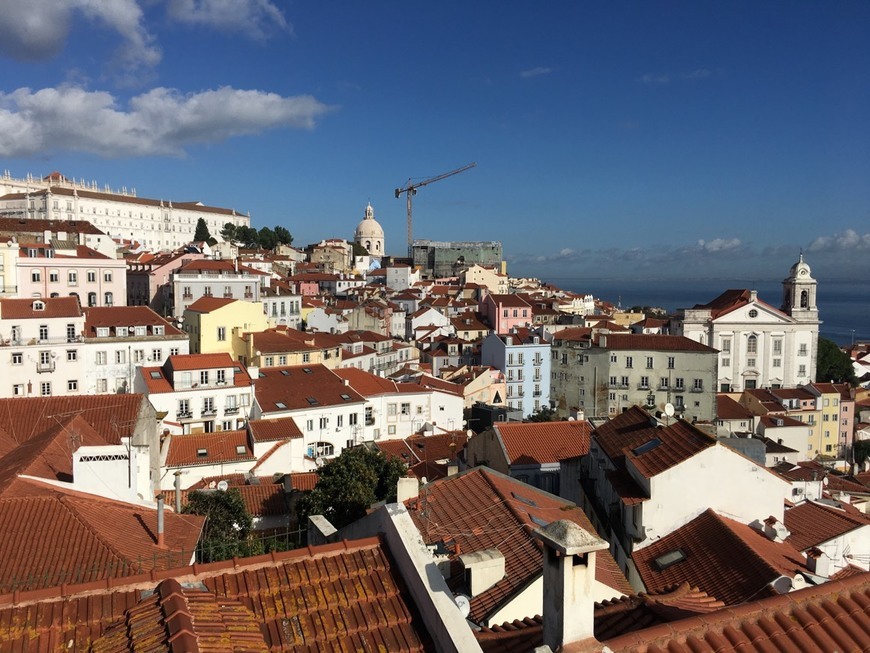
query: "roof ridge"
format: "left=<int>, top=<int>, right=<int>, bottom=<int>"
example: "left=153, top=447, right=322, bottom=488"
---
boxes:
left=57, top=494, right=138, bottom=568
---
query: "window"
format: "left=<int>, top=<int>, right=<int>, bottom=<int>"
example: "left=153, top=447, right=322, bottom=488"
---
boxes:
left=264, top=356, right=274, bottom=366
left=747, top=335, right=757, bottom=354
left=178, top=399, right=190, bottom=416
left=170, top=347, right=179, bottom=356
left=772, top=338, right=782, bottom=355
left=640, top=376, right=650, bottom=389
left=278, top=355, right=287, bottom=365
left=646, top=356, right=654, bottom=369
left=798, top=344, right=808, bottom=356
left=387, top=403, right=397, bottom=416
left=675, top=377, right=684, bottom=390
left=337, top=414, right=344, bottom=428
left=722, top=358, right=730, bottom=367
left=202, top=397, right=215, bottom=413
left=748, top=309, right=758, bottom=318
left=625, top=356, right=633, bottom=368
left=306, top=419, right=314, bottom=431
left=610, top=353, right=617, bottom=363
left=12, top=384, right=24, bottom=396
left=609, top=376, right=617, bottom=386
left=307, top=442, right=334, bottom=457
left=11, top=352, right=22, bottom=365
left=200, top=370, right=209, bottom=385
left=103, top=271, right=113, bottom=282
left=96, top=378, right=108, bottom=392
left=302, top=352, right=310, bottom=363
left=216, top=369, right=226, bottom=384
left=96, top=351, right=107, bottom=365
left=104, top=292, right=113, bottom=306
left=87, top=292, right=97, bottom=307
left=68, top=271, right=77, bottom=285
left=660, top=377, right=669, bottom=389
left=773, top=358, right=781, bottom=368
left=349, top=413, right=358, bottom=426
left=31, top=270, right=41, bottom=282
left=39, top=325, right=48, bottom=341
left=152, top=348, right=163, bottom=361
left=87, top=271, right=96, bottom=283
left=67, top=350, right=77, bottom=361
left=40, top=382, right=51, bottom=396
left=620, top=376, right=629, bottom=387
left=115, top=350, right=126, bottom=364
left=721, top=338, right=731, bottom=353
left=798, top=364, right=807, bottom=377
left=693, top=378, right=703, bottom=391
left=667, top=356, right=675, bottom=369
left=67, top=380, right=78, bottom=392
left=388, top=425, right=396, bottom=435
left=134, top=349, right=144, bottom=363
left=400, top=402, right=411, bottom=415
left=49, top=271, right=59, bottom=283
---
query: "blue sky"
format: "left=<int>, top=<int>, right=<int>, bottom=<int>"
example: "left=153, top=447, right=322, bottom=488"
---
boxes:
left=0, top=1, right=868, bottom=281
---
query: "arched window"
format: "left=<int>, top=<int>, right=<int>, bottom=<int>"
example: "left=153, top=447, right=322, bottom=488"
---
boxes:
left=87, top=292, right=97, bottom=307
left=307, top=442, right=334, bottom=458
left=747, top=335, right=757, bottom=354
left=104, top=292, right=113, bottom=306
left=800, top=290, right=808, bottom=308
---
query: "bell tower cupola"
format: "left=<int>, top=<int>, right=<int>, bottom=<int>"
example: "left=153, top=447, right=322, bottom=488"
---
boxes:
left=782, top=254, right=818, bottom=322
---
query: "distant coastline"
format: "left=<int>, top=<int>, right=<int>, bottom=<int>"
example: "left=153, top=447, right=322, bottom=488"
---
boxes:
left=541, top=277, right=870, bottom=346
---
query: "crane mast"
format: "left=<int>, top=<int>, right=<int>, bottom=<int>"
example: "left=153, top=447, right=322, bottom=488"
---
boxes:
left=394, top=162, right=476, bottom=258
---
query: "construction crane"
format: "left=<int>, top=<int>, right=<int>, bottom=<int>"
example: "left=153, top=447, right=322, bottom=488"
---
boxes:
left=395, top=162, right=476, bottom=257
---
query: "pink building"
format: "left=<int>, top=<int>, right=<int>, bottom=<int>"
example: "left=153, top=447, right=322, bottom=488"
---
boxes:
left=479, top=293, right=532, bottom=334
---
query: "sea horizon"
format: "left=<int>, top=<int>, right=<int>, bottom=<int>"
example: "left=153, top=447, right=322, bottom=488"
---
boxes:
left=538, top=276, right=870, bottom=347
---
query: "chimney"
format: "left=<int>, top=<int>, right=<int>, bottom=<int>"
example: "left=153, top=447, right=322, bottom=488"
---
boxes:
left=535, top=519, right=608, bottom=650
left=397, top=476, right=419, bottom=503
left=762, top=516, right=790, bottom=543
left=806, top=547, right=831, bottom=578
left=447, top=461, right=459, bottom=477
left=459, top=548, right=505, bottom=596
left=156, top=495, right=167, bottom=548
left=173, top=471, right=182, bottom=512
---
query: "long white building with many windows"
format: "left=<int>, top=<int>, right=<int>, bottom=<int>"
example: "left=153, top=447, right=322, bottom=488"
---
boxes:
left=0, top=171, right=250, bottom=251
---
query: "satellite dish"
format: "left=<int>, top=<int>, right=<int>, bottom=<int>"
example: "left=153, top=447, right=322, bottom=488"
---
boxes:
left=568, top=416, right=575, bottom=421
left=454, top=594, right=471, bottom=618
left=822, top=476, right=829, bottom=486
left=217, top=480, right=229, bottom=491
left=208, top=481, right=217, bottom=489
left=792, top=573, right=807, bottom=590
left=315, top=456, right=326, bottom=467
left=664, top=403, right=675, bottom=417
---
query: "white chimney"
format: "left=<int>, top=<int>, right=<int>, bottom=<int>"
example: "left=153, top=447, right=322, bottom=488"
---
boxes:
left=535, top=519, right=608, bottom=650
left=458, top=548, right=505, bottom=597
left=396, top=476, right=419, bottom=503
left=806, top=547, right=831, bottom=578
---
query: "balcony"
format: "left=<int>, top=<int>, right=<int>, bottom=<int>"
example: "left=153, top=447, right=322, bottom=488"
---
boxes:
left=690, top=386, right=704, bottom=393
left=637, top=383, right=650, bottom=390
left=202, top=408, right=218, bottom=417
left=37, top=362, right=55, bottom=373
left=224, top=406, right=239, bottom=415
left=243, top=292, right=254, bottom=299
left=223, top=292, right=234, bottom=298
left=182, top=293, right=193, bottom=300
left=533, top=391, right=543, bottom=397
left=177, top=411, right=192, bottom=419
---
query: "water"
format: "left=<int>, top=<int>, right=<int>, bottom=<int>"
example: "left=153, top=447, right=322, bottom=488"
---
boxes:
left=543, top=277, right=870, bottom=346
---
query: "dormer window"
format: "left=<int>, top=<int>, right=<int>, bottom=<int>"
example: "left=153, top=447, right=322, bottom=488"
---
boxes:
left=153, top=325, right=164, bottom=336
left=96, top=327, right=110, bottom=338
left=32, top=300, right=45, bottom=311
left=134, top=326, right=147, bottom=336
left=116, top=326, right=128, bottom=337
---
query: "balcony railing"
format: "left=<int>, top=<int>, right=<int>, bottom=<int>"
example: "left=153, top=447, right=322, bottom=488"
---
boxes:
left=37, top=362, right=55, bottom=373
left=202, top=408, right=218, bottom=416
left=177, top=411, right=192, bottom=419
left=224, top=406, right=239, bottom=415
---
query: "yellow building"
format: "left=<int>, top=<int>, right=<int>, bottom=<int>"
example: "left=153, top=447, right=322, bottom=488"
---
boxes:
left=234, top=327, right=343, bottom=370
left=183, top=297, right=269, bottom=356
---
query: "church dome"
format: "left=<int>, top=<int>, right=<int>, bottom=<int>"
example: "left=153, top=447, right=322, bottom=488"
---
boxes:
left=787, top=253, right=813, bottom=280
left=354, top=203, right=385, bottom=256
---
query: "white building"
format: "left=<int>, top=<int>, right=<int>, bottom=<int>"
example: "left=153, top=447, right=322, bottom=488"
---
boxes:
left=675, top=256, right=820, bottom=392
left=353, top=203, right=385, bottom=260
left=135, top=353, right=253, bottom=435
left=81, top=306, right=189, bottom=394
left=480, top=328, right=551, bottom=417
left=171, top=259, right=267, bottom=319
left=0, top=296, right=85, bottom=398
left=0, top=171, right=250, bottom=251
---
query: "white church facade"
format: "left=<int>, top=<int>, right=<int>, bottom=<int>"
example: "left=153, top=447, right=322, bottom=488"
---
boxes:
left=674, top=256, right=820, bottom=392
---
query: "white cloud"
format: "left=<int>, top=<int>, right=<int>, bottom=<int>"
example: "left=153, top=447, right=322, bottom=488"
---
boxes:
left=808, top=229, right=870, bottom=252
left=166, top=0, right=290, bottom=39
left=0, top=0, right=160, bottom=72
left=698, top=237, right=741, bottom=252
left=639, top=73, right=670, bottom=85
left=681, top=68, right=711, bottom=81
left=0, top=85, right=333, bottom=158
left=520, top=67, right=552, bottom=79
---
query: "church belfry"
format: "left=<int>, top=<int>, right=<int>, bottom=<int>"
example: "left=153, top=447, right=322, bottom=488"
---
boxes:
left=782, top=254, right=818, bottom=322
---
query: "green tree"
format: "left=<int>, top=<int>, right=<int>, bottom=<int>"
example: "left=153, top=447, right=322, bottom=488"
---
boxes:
left=258, top=226, right=278, bottom=250
left=274, top=225, right=293, bottom=246
left=220, top=222, right=238, bottom=243
left=235, top=225, right=261, bottom=248
left=526, top=406, right=558, bottom=422
left=351, top=241, right=369, bottom=258
left=182, top=488, right=261, bottom=562
left=194, top=217, right=212, bottom=243
left=298, top=447, right=407, bottom=529
left=816, top=337, right=857, bottom=385
left=854, top=440, right=870, bottom=466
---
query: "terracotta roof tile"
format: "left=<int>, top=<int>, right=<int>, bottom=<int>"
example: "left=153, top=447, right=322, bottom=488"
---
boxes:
left=0, top=538, right=434, bottom=652
left=0, top=296, right=82, bottom=319
left=597, top=333, right=717, bottom=353
left=184, top=295, right=238, bottom=312
left=83, top=305, right=184, bottom=336
left=784, top=500, right=870, bottom=551
left=165, top=430, right=254, bottom=468
left=632, top=509, right=808, bottom=605
left=493, top=421, right=592, bottom=465
left=248, top=416, right=303, bottom=442
left=405, top=467, right=631, bottom=624
left=254, top=365, right=365, bottom=414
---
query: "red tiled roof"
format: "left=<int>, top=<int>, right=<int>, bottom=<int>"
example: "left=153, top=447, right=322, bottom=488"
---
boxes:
left=0, top=477, right=203, bottom=593
left=185, top=296, right=238, bottom=312
left=784, top=499, right=870, bottom=551
left=83, top=305, right=184, bottom=336
left=333, top=367, right=399, bottom=395
left=248, top=416, right=303, bottom=442
left=580, top=571, right=870, bottom=653
left=716, top=395, right=755, bottom=420
left=165, top=430, right=254, bottom=467
left=493, top=421, right=592, bottom=465
left=167, top=352, right=236, bottom=371
left=597, top=333, right=717, bottom=353
left=0, top=538, right=434, bottom=652
left=594, top=407, right=716, bottom=478
left=405, top=467, right=632, bottom=623
left=632, top=509, right=808, bottom=605
left=254, top=364, right=365, bottom=413
left=0, top=296, right=81, bottom=319
left=162, top=483, right=287, bottom=517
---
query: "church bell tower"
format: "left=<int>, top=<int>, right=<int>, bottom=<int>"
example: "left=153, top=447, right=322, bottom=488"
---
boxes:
left=782, top=254, right=818, bottom=322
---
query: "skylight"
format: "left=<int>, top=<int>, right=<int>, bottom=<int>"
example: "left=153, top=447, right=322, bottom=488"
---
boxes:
left=275, top=401, right=287, bottom=409
left=306, top=397, right=318, bottom=405
left=340, top=393, right=352, bottom=401
left=653, top=549, right=687, bottom=571
left=235, top=445, right=246, bottom=455
left=281, top=370, right=289, bottom=376
left=303, top=368, right=312, bottom=374
left=632, top=438, right=662, bottom=456
left=511, top=492, right=537, bottom=508
left=196, top=448, right=208, bottom=458
left=149, top=371, right=162, bottom=379
left=530, top=515, right=549, bottom=528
